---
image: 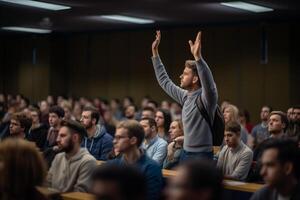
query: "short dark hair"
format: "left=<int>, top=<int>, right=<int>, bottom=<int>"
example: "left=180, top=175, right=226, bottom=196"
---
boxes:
left=261, top=139, right=300, bottom=179
left=11, top=112, right=32, bottom=133
left=92, top=164, right=146, bottom=200
left=293, top=105, right=300, bottom=110
left=225, top=121, right=241, bottom=135
left=49, top=106, right=65, bottom=118
left=262, top=105, right=273, bottom=112
left=117, top=120, right=144, bottom=147
left=82, top=106, right=100, bottom=124
left=60, top=120, right=87, bottom=142
left=140, top=117, right=157, bottom=129
left=269, top=111, right=289, bottom=132
left=181, top=160, right=223, bottom=200
left=142, top=106, right=155, bottom=114
left=185, top=60, right=201, bottom=86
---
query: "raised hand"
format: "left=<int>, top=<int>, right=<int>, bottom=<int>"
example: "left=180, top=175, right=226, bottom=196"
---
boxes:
left=152, top=30, right=161, bottom=57
left=188, top=31, right=202, bottom=61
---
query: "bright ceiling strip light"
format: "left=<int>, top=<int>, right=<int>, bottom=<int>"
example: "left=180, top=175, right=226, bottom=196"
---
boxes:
left=221, top=1, right=273, bottom=13
left=0, top=0, right=71, bottom=11
left=100, top=15, right=154, bottom=24
left=2, top=26, right=52, bottom=33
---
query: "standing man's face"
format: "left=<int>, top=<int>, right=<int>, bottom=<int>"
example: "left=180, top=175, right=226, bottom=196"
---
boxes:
left=180, top=67, right=194, bottom=89
left=260, top=148, right=285, bottom=188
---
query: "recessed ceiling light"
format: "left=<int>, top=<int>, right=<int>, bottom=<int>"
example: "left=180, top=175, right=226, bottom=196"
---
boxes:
left=0, top=0, right=71, bottom=11
left=2, top=26, right=52, bottom=34
left=100, top=15, right=154, bottom=24
left=221, top=1, right=273, bottom=13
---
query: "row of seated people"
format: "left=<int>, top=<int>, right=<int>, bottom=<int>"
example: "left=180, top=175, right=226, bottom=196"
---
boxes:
left=0, top=124, right=299, bottom=200
left=1, top=101, right=300, bottom=182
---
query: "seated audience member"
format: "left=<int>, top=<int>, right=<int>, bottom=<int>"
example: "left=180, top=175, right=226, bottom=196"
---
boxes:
left=110, top=120, right=163, bottom=200
left=80, top=106, right=113, bottom=160
left=250, top=139, right=300, bottom=200
left=47, top=120, right=97, bottom=192
left=287, top=107, right=294, bottom=122
left=124, top=105, right=137, bottom=120
left=61, top=100, right=75, bottom=121
left=147, top=100, right=159, bottom=112
left=44, top=106, right=65, bottom=148
left=9, top=112, right=32, bottom=139
left=140, top=117, right=168, bottom=165
left=249, top=112, right=289, bottom=182
left=163, top=120, right=184, bottom=169
left=286, top=106, right=300, bottom=141
left=165, top=160, right=223, bottom=200
left=0, top=138, right=48, bottom=200
left=223, top=104, right=248, bottom=144
left=217, top=121, right=253, bottom=181
left=268, top=111, right=288, bottom=139
left=160, top=100, right=171, bottom=110
left=251, top=106, right=272, bottom=148
left=141, top=106, right=156, bottom=119
left=103, top=108, right=118, bottom=136
left=39, top=100, right=50, bottom=127
left=91, top=164, right=147, bottom=200
left=27, top=107, right=48, bottom=150
left=155, top=109, right=172, bottom=141
left=109, top=98, right=123, bottom=121
left=239, top=109, right=254, bottom=133
left=170, top=102, right=182, bottom=120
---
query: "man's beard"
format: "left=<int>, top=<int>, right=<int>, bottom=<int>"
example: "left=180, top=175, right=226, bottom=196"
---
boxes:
left=61, top=138, right=74, bottom=153
left=85, top=121, right=93, bottom=130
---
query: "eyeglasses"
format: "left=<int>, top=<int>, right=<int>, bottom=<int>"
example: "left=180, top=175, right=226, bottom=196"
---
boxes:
left=114, top=135, right=130, bottom=141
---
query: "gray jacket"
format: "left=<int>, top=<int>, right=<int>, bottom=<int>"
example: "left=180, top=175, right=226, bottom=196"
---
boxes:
left=47, top=148, right=97, bottom=192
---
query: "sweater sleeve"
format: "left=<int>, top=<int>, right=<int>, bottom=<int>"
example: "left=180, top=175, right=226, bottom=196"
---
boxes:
left=152, top=141, right=168, bottom=166
left=196, top=58, right=218, bottom=122
left=152, top=56, right=187, bottom=105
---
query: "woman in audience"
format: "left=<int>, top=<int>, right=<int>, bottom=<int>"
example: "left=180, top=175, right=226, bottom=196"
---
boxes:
left=155, top=109, right=172, bottom=142
left=163, top=120, right=184, bottom=169
left=223, top=104, right=249, bottom=145
left=0, top=138, right=48, bottom=200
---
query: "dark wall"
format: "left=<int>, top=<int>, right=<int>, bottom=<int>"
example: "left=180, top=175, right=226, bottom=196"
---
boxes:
left=0, top=23, right=299, bottom=123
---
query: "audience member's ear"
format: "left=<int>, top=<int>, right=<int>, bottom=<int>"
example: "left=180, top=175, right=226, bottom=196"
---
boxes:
left=192, top=76, right=199, bottom=84
left=283, top=162, right=293, bottom=176
left=130, top=137, right=137, bottom=145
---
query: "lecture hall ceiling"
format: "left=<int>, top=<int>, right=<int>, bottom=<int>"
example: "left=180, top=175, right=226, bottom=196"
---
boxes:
left=0, top=0, right=299, bottom=33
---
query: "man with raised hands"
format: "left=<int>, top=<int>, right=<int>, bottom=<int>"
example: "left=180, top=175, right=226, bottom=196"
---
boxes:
left=151, top=30, right=218, bottom=161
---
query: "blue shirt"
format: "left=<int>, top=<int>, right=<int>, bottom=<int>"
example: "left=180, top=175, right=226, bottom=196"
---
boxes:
left=142, top=135, right=168, bottom=165
left=109, top=152, right=163, bottom=200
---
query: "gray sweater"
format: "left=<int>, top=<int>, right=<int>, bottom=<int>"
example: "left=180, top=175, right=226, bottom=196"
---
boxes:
left=47, top=148, right=97, bottom=192
left=152, top=56, right=218, bottom=152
